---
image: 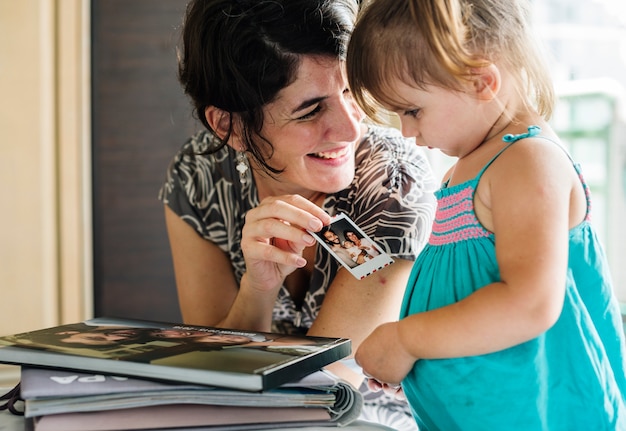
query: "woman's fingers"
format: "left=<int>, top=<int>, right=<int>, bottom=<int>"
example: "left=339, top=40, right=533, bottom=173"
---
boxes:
left=242, top=215, right=316, bottom=251
left=240, top=194, right=329, bottom=272
left=243, top=237, right=309, bottom=268
left=246, top=195, right=329, bottom=231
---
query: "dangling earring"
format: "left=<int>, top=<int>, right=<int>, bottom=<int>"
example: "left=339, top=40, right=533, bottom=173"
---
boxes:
left=235, top=150, right=249, bottom=185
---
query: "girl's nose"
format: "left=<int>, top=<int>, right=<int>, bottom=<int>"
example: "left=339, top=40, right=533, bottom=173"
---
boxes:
left=399, top=118, right=419, bottom=139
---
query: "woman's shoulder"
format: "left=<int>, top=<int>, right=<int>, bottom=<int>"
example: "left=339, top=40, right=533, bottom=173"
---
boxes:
left=355, top=124, right=435, bottom=188
left=171, top=130, right=228, bottom=165
left=361, top=123, right=408, bottom=145
left=358, top=124, right=428, bottom=164
left=165, top=130, right=236, bottom=183
left=160, top=129, right=239, bottom=207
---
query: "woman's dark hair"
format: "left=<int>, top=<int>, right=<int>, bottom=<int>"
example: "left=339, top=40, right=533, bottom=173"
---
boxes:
left=178, top=0, right=358, bottom=174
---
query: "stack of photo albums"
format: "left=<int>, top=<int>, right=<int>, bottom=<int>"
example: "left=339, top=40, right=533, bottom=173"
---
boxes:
left=0, top=317, right=362, bottom=431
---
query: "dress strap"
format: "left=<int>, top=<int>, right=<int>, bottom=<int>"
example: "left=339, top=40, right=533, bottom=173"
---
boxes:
left=473, top=125, right=591, bottom=221
left=502, top=125, right=542, bottom=143
left=475, top=125, right=542, bottom=180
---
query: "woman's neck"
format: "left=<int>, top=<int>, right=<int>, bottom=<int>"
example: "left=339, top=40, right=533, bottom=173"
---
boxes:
left=253, top=171, right=326, bottom=206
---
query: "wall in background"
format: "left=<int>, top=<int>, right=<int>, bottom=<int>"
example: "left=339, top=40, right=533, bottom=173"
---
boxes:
left=91, top=0, right=199, bottom=322
left=0, top=0, right=91, bottom=385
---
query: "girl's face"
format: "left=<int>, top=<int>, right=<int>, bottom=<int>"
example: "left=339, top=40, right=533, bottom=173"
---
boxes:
left=385, top=79, right=489, bottom=158
left=251, top=56, right=364, bottom=198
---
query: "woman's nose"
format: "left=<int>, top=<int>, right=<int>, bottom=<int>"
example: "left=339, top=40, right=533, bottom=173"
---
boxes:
left=327, top=96, right=362, bottom=143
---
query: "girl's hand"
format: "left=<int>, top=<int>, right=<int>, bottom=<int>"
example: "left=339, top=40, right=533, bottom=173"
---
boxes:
left=366, top=378, right=406, bottom=400
left=240, top=194, right=330, bottom=293
left=355, top=321, right=416, bottom=386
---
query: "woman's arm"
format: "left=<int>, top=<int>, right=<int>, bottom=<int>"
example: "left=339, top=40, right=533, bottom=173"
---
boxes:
left=165, top=194, right=331, bottom=332
left=164, top=205, right=241, bottom=326
left=307, top=259, right=414, bottom=350
left=165, top=204, right=292, bottom=331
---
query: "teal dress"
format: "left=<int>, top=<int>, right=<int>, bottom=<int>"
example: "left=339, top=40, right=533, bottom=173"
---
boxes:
left=400, top=126, right=626, bottom=430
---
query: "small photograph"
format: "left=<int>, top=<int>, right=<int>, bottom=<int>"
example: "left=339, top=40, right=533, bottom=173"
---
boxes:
left=309, top=213, right=394, bottom=280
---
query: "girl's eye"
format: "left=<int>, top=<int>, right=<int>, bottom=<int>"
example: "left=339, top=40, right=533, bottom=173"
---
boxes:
left=297, top=105, right=322, bottom=120
left=403, top=108, right=421, bottom=118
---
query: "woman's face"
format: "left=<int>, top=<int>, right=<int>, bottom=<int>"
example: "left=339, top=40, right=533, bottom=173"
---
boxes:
left=251, top=56, right=364, bottom=198
left=346, top=231, right=359, bottom=242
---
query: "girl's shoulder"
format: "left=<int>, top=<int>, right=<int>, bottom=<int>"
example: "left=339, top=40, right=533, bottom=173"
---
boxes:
left=471, top=124, right=568, bottom=185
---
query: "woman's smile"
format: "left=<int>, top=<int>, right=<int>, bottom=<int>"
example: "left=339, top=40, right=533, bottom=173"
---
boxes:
left=310, top=145, right=351, bottom=160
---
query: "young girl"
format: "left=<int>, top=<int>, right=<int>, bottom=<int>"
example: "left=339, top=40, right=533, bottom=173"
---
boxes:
left=347, top=0, right=626, bottom=429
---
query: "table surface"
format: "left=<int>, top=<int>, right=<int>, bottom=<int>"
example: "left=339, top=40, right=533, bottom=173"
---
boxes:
left=0, top=409, right=395, bottom=431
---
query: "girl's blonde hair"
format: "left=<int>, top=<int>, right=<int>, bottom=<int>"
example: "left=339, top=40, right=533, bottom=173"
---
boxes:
left=347, top=0, right=555, bottom=121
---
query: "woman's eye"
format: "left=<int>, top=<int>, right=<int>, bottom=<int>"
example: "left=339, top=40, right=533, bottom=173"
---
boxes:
left=297, top=105, right=322, bottom=120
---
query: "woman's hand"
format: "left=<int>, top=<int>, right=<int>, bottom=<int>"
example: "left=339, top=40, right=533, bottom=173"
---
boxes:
left=240, top=194, right=330, bottom=293
left=355, top=321, right=417, bottom=386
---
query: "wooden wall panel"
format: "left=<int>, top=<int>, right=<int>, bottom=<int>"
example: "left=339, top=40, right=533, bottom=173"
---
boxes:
left=91, top=0, right=200, bottom=322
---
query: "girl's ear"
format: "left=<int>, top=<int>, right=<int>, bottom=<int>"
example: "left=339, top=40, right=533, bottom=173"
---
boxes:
left=472, top=63, right=501, bottom=101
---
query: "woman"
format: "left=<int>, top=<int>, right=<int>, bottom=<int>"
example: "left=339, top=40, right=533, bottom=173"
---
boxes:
left=159, top=0, right=437, bottom=427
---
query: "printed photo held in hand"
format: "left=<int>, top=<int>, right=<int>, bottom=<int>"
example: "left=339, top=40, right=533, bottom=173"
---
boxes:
left=346, top=0, right=626, bottom=430
left=158, top=0, right=438, bottom=429
left=309, top=213, right=393, bottom=280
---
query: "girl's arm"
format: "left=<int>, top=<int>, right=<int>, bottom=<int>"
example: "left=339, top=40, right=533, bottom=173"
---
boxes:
left=311, top=258, right=415, bottom=388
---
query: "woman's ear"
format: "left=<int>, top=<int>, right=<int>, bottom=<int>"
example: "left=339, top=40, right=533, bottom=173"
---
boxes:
left=205, top=106, right=233, bottom=141
left=205, top=106, right=245, bottom=150
left=472, top=63, right=501, bottom=101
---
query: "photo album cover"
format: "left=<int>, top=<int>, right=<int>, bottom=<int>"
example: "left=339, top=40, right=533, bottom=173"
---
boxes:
left=0, top=317, right=351, bottom=392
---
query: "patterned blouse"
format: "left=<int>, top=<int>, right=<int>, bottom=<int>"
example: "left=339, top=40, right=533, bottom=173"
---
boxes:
left=159, top=124, right=437, bottom=334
